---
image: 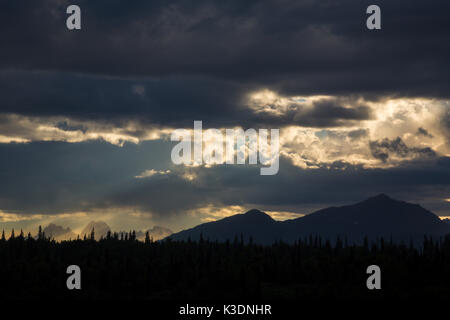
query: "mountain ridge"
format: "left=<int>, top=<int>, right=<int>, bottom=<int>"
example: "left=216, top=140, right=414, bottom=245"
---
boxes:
left=168, top=194, right=450, bottom=245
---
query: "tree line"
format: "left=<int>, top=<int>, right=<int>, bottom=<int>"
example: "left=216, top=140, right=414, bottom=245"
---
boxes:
left=1, top=226, right=450, bottom=300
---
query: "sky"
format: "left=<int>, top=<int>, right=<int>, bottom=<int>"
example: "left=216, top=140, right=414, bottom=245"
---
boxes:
left=1, top=0, right=450, bottom=235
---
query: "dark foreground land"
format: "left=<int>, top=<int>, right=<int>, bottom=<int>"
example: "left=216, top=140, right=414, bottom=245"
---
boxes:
left=1, top=233, right=450, bottom=300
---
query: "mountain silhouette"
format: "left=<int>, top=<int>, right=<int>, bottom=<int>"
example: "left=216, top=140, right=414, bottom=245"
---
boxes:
left=81, top=221, right=111, bottom=240
left=42, top=223, right=77, bottom=241
left=169, top=209, right=279, bottom=243
left=168, top=194, right=450, bottom=245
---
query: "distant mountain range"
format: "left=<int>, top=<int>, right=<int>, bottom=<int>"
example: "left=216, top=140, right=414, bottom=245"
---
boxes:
left=42, top=221, right=172, bottom=241
left=42, top=223, right=77, bottom=241
left=168, top=194, right=450, bottom=245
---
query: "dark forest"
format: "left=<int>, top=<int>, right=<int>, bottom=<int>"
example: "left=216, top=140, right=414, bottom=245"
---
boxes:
left=1, top=229, right=450, bottom=300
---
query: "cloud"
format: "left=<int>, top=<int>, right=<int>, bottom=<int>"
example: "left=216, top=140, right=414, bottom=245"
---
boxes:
left=369, top=137, right=436, bottom=163
left=417, top=127, right=433, bottom=138
left=348, top=129, right=369, bottom=140
left=441, top=106, right=450, bottom=148
left=132, top=84, right=146, bottom=97
left=0, top=71, right=448, bottom=134
left=0, top=71, right=252, bottom=128
left=0, top=113, right=172, bottom=145
left=135, top=169, right=171, bottom=179
left=0, top=211, right=44, bottom=223
left=247, top=91, right=373, bottom=127
left=1, top=0, right=450, bottom=98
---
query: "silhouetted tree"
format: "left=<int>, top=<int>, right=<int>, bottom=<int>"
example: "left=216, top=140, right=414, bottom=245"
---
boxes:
left=38, top=225, right=42, bottom=240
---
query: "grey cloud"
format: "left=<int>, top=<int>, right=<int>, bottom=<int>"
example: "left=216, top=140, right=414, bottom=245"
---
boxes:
left=0, top=71, right=253, bottom=128
left=0, top=0, right=449, bottom=98
left=247, top=96, right=374, bottom=128
left=369, top=137, right=436, bottom=163
left=55, top=121, right=88, bottom=133
left=291, top=99, right=372, bottom=127
left=0, top=72, right=377, bottom=129
left=417, top=127, right=433, bottom=138
left=348, top=128, right=369, bottom=140
left=441, top=108, right=450, bottom=145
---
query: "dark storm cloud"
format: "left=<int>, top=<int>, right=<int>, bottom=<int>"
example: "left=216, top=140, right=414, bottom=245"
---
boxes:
left=296, top=99, right=372, bottom=127
left=1, top=140, right=449, bottom=217
left=0, top=71, right=374, bottom=128
left=307, top=101, right=371, bottom=121
left=369, top=137, right=436, bottom=163
left=249, top=96, right=373, bottom=127
left=55, top=121, right=88, bottom=133
left=1, top=0, right=450, bottom=98
left=0, top=70, right=259, bottom=127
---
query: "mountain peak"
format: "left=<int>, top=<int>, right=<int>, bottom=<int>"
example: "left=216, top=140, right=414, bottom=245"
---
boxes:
left=243, top=209, right=274, bottom=222
left=362, top=193, right=397, bottom=204
left=244, top=209, right=266, bottom=216
left=370, top=193, right=393, bottom=200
